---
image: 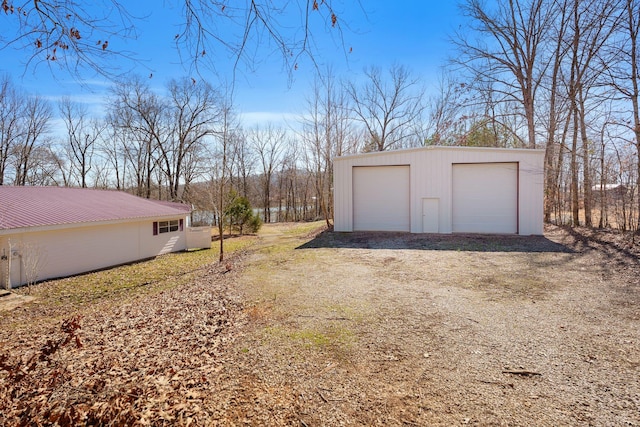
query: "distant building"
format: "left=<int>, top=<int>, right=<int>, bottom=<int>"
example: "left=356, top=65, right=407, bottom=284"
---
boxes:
left=591, top=183, right=627, bottom=199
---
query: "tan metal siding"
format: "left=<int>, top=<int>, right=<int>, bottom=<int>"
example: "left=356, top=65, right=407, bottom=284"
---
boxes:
left=516, top=154, right=545, bottom=235
left=333, top=158, right=352, bottom=231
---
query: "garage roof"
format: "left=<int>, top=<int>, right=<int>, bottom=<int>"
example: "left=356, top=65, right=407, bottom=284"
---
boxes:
left=0, top=186, right=191, bottom=231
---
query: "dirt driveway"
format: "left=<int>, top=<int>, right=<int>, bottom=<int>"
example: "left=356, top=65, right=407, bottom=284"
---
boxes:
left=230, top=225, right=640, bottom=426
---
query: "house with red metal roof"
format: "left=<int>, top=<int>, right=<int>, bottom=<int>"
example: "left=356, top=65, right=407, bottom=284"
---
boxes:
left=0, top=186, right=198, bottom=289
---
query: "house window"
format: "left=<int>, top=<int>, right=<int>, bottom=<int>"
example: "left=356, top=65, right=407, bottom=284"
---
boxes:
left=153, top=219, right=182, bottom=235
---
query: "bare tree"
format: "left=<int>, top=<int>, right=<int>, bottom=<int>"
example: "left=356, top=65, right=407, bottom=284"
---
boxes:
left=59, top=97, right=105, bottom=187
left=564, top=0, right=622, bottom=226
left=1, top=1, right=347, bottom=78
left=107, top=76, right=166, bottom=198
left=19, top=241, right=46, bottom=294
left=277, top=138, right=301, bottom=222
left=0, top=75, right=22, bottom=185
left=211, top=97, right=239, bottom=262
left=541, top=0, right=572, bottom=222
left=464, top=77, right=527, bottom=147
left=605, top=0, right=640, bottom=229
left=163, top=78, right=221, bottom=201
left=302, top=69, right=355, bottom=227
left=346, top=64, right=424, bottom=152
left=453, top=0, right=556, bottom=149
left=230, top=129, right=255, bottom=199
left=423, top=72, right=467, bottom=146
left=1, top=0, right=136, bottom=78
left=181, top=143, right=210, bottom=203
left=12, top=95, right=52, bottom=185
left=250, top=124, right=285, bottom=223
left=99, top=120, right=134, bottom=190
left=21, top=144, right=62, bottom=185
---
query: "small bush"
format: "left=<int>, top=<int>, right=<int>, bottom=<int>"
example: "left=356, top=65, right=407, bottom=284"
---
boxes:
left=247, top=214, right=262, bottom=233
left=225, top=190, right=262, bottom=235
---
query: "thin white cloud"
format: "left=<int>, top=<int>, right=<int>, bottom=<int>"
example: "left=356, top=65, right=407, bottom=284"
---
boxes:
left=40, top=91, right=108, bottom=119
left=239, top=111, right=301, bottom=129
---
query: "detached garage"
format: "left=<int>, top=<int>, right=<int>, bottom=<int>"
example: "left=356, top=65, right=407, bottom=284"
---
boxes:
left=334, top=146, right=544, bottom=235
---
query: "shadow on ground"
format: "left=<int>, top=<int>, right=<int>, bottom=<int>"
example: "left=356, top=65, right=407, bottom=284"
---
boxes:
left=297, top=230, right=574, bottom=253
left=559, top=226, right=640, bottom=266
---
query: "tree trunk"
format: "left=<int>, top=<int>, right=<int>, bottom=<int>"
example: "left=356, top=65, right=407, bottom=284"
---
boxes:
left=578, top=90, right=592, bottom=227
left=571, top=107, right=580, bottom=227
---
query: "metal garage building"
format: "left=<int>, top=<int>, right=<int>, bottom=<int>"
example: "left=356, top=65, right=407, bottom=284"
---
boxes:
left=333, top=146, right=544, bottom=235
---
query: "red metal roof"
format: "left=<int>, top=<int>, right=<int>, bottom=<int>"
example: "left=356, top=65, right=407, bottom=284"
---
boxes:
left=0, top=186, right=191, bottom=231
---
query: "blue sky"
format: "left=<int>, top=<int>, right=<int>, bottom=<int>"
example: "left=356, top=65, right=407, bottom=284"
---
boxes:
left=1, top=1, right=465, bottom=129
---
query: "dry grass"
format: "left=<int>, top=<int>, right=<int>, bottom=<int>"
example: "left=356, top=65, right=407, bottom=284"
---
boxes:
left=3, top=236, right=255, bottom=327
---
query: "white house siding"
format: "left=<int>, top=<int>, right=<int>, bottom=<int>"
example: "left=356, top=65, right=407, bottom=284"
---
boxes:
left=0, top=217, right=187, bottom=288
left=186, top=226, right=213, bottom=250
left=333, top=146, right=544, bottom=235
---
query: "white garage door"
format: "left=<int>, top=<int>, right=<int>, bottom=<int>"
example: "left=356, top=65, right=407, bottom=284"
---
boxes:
left=452, top=163, right=518, bottom=234
left=353, top=166, right=410, bottom=231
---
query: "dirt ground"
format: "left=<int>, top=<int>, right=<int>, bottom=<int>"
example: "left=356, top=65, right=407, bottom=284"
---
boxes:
left=1, top=224, right=639, bottom=426
left=230, top=225, right=640, bottom=426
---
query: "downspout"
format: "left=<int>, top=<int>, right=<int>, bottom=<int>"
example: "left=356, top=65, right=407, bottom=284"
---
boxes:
left=1, top=247, right=7, bottom=290
left=7, top=239, right=12, bottom=290
left=19, top=251, right=23, bottom=288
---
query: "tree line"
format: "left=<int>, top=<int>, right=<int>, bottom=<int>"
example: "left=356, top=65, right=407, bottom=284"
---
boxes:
left=2, top=0, right=640, bottom=232
left=0, top=66, right=421, bottom=230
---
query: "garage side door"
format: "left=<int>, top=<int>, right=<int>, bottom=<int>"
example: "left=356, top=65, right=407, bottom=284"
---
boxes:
left=452, top=163, right=518, bottom=234
left=353, top=166, right=410, bottom=231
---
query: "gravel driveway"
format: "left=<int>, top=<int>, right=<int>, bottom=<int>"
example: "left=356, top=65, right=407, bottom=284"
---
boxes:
left=232, top=225, right=640, bottom=426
